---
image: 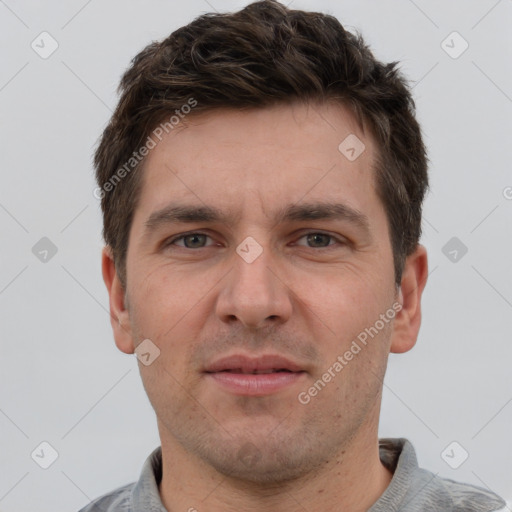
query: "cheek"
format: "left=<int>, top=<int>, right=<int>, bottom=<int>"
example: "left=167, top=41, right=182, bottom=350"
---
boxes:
left=294, top=265, right=388, bottom=331
left=128, top=263, right=213, bottom=329
left=127, top=267, right=214, bottom=376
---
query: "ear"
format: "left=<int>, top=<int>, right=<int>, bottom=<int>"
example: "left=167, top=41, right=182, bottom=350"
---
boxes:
left=101, top=246, right=135, bottom=354
left=390, top=244, right=428, bottom=354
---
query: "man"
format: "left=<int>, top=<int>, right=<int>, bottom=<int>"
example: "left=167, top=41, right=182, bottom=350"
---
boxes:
left=83, top=1, right=508, bottom=510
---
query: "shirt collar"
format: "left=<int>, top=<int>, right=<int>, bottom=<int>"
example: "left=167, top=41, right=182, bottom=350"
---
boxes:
left=130, top=438, right=412, bottom=511
left=131, top=446, right=167, bottom=511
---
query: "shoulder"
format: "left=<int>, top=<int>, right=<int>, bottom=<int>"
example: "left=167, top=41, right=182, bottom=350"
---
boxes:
left=377, top=438, right=507, bottom=512
left=399, top=462, right=507, bottom=512
left=435, top=474, right=508, bottom=512
left=77, top=482, right=135, bottom=512
left=77, top=446, right=164, bottom=512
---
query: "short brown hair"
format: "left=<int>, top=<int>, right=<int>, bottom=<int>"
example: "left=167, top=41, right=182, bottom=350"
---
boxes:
left=94, top=0, right=428, bottom=289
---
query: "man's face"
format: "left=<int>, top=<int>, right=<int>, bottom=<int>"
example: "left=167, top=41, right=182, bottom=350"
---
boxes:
left=115, top=102, right=404, bottom=482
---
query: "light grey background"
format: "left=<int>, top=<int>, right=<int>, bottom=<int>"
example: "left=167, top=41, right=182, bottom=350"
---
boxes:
left=1, top=0, right=511, bottom=511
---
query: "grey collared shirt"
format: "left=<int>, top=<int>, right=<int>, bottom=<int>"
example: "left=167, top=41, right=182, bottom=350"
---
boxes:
left=78, top=438, right=507, bottom=511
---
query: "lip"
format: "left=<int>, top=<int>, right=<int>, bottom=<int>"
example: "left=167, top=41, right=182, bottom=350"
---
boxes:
left=203, top=353, right=305, bottom=373
left=203, top=353, right=307, bottom=396
left=206, top=371, right=306, bottom=396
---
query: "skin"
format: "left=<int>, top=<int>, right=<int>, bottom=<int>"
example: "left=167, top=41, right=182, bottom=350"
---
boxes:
left=102, top=101, right=428, bottom=512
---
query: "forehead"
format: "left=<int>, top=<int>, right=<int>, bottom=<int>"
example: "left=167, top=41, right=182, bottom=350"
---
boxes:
left=132, top=101, right=382, bottom=229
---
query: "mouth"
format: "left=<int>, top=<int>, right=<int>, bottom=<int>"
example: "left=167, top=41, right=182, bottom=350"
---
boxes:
left=210, top=368, right=297, bottom=374
left=204, top=353, right=305, bottom=373
left=203, top=354, right=307, bottom=396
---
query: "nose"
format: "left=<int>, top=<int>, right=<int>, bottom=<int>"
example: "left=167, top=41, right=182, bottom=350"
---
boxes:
left=214, top=242, right=293, bottom=330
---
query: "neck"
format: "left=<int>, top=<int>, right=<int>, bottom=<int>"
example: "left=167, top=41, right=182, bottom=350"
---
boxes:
left=158, top=420, right=393, bottom=512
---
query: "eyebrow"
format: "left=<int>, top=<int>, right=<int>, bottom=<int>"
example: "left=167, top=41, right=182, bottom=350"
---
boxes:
left=143, top=201, right=371, bottom=237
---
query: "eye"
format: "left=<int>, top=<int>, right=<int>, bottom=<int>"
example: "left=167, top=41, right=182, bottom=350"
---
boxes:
left=294, top=232, right=345, bottom=249
left=163, top=231, right=346, bottom=251
left=166, top=232, right=214, bottom=249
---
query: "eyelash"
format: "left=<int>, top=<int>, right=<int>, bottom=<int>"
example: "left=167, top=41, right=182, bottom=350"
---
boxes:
left=163, top=231, right=347, bottom=251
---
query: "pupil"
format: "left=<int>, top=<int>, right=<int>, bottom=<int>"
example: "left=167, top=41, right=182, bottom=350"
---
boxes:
left=185, top=234, right=205, bottom=248
left=308, top=233, right=329, bottom=247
